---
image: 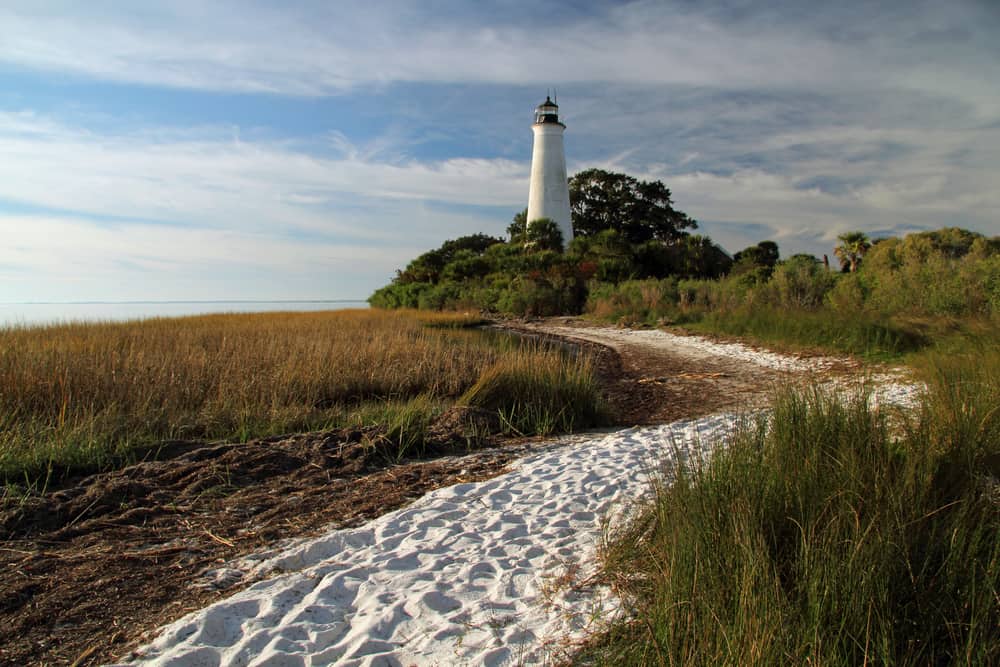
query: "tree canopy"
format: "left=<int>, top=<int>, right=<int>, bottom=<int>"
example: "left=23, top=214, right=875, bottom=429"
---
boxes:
left=834, top=231, right=872, bottom=273
left=733, top=241, right=779, bottom=269
left=393, top=233, right=504, bottom=284
left=370, top=167, right=730, bottom=315
left=569, top=168, right=697, bottom=244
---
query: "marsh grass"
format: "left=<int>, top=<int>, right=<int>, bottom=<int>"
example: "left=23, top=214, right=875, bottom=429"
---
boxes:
left=586, top=352, right=1000, bottom=665
left=0, top=309, right=601, bottom=483
left=460, top=347, right=605, bottom=435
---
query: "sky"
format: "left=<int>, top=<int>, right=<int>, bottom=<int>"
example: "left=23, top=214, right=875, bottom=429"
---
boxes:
left=1, top=0, right=998, bottom=302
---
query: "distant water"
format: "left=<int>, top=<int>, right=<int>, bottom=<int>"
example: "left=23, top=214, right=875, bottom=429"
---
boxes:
left=0, top=300, right=369, bottom=327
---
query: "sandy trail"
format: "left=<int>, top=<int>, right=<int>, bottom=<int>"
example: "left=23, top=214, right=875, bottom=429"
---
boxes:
left=502, top=319, right=887, bottom=422
left=121, top=418, right=737, bottom=667
left=117, top=324, right=919, bottom=666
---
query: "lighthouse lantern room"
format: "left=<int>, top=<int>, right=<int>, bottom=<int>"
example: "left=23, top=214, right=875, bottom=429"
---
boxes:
left=534, top=97, right=561, bottom=124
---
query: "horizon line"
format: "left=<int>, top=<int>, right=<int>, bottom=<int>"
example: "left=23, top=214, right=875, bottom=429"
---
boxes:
left=1, top=299, right=369, bottom=305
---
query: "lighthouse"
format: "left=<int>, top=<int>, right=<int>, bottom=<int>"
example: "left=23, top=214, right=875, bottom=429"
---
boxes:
left=526, top=96, right=573, bottom=244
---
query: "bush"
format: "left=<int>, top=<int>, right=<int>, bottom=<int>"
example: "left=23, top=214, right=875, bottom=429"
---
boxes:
left=586, top=278, right=680, bottom=324
left=763, top=255, right=836, bottom=309
left=692, top=307, right=925, bottom=357
left=860, top=229, right=1000, bottom=318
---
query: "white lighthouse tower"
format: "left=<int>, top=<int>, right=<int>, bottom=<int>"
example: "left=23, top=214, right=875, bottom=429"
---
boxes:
left=526, top=96, right=573, bottom=244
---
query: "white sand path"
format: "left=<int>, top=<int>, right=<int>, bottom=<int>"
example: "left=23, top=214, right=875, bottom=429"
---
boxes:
left=122, top=417, right=737, bottom=667
left=118, top=328, right=920, bottom=667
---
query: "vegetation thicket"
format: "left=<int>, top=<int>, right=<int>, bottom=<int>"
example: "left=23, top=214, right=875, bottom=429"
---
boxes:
left=0, top=309, right=604, bottom=484
left=583, top=350, right=1000, bottom=665
left=369, top=169, right=731, bottom=316
left=591, top=226, right=1000, bottom=358
left=370, top=169, right=998, bottom=360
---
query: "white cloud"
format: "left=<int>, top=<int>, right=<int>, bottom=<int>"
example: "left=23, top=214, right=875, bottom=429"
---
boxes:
left=0, top=213, right=424, bottom=301
left=0, top=111, right=526, bottom=239
left=0, top=112, right=525, bottom=300
left=1, top=1, right=997, bottom=295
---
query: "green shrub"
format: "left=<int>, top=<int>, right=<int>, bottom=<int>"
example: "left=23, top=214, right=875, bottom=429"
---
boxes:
left=368, top=281, right=432, bottom=309
left=762, top=255, right=836, bottom=309
left=586, top=278, right=680, bottom=324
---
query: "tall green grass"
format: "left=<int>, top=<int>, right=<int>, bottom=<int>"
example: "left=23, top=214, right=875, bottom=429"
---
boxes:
left=586, top=352, right=1000, bottom=665
left=689, top=307, right=928, bottom=359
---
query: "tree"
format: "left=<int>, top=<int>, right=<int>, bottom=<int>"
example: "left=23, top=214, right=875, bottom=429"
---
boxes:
left=769, top=254, right=836, bottom=309
left=507, top=209, right=528, bottom=243
left=834, top=231, right=872, bottom=273
left=393, top=233, right=503, bottom=284
left=731, top=240, right=780, bottom=282
left=524, top=218, right=564, bottom=253
left=438, top=233, right=504, bottom=259
left=570, top=229, right=637, bottom=283
left=569, top=168, right=697, bottom=244
left=676, top=235, right=732, bottom=279
left=733, top=241, right=779, bottom=269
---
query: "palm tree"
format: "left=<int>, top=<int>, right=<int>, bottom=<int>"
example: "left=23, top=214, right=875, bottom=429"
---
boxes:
left=834, top=231, right=871, bottom=272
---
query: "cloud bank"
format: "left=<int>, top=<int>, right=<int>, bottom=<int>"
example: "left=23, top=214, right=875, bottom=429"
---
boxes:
left=0, top=0, right=997, bottom=300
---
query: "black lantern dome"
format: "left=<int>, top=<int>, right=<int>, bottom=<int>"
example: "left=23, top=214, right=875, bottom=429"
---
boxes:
left=534, top=96, right=561, bottom=125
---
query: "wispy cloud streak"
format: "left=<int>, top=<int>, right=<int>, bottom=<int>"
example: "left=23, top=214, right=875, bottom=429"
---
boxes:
left=2, top=1, right=997, bottom=116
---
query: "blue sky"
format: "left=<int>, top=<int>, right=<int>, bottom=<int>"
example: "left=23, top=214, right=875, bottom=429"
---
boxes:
left=1, top=0, right=998, bottom=301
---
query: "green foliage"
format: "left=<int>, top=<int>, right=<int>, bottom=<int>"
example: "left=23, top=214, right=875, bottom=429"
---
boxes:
left=569, top=168, right=697, bottom=243
left=834, top=230, right=872, bottom=272
left=587, top=356, right=1000, bottom=664
left=732, top=240, right=779, bottom=270
left=506, top=208, right=528, bottom=243
left=524, top=217, right=564, bottom=252
left=368, top=281, right=433, bottom=309
left=583, top=227, right=998, bottom=358
left=372, top=169, right=996, bottom=338
left=587, top=278, right=680, bottom=325
left=763, top=254, right=835, bottom=309
left=692, top=308, right=925, bottom=358
left=372, top=222, right=726, bottom=316
left=392, top=233, right=504, bottom=285
left=857, top=228, right=1000, bottom=317
left=369, top=167, right=734, bottom=315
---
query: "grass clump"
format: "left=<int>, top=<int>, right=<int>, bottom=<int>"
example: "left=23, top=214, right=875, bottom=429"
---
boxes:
left=587, top=352, right=1000, bottom=665
left=460, top=346, right=605, bottom=436
left=414, top=311, right=488, bottom=329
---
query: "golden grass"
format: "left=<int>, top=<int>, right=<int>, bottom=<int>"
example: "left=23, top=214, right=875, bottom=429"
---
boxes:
left=0, top=309, right=540, bottom=481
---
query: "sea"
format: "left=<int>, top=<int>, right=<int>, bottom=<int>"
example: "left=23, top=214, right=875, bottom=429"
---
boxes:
left=0, top=300, right=369, bottom=327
